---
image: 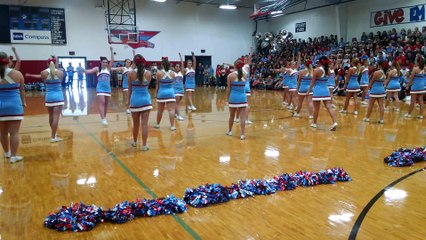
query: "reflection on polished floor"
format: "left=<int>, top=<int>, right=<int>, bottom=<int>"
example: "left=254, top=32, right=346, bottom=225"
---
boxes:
left=0, top=87, right=425, bottom=239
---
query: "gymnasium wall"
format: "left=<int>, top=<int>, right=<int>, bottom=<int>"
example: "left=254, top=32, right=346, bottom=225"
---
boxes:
left=0, top=0, right=254, bottom=66
left=266, top=0, right=426, bottom=41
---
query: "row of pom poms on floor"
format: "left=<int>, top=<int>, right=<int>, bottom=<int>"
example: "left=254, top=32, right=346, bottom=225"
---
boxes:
left=44, top=167, right=351, bottom=232
left=384, top=146, right=426, bottom=167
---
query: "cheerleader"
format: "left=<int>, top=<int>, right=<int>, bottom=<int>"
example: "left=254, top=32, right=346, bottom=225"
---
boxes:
left=226, top=58, right=248, bottom=140
left=112, top=58, right=134, bottom=114
left=363, top=61, right=388, bottom=123
left=327, top=61, right=337, bottom=108
left=294, top=59, right=313, bottom=118
left=241, top=50, right=253, bottom=124
left=281, top=64, right=289, bottom=105
left=128, top=54, right=152, bottom=151
left=83, top=46, right=114, bottom=125
left=180, top=52, right=197, bottom=110
left=340, top=58, right=361, bottom=115
left=307, top=56, right=338, bottom=131
left=384, top=60, right=402, bottom=112
left=0, top=52, right=26, bottom=163
left=360, top=58, right=370, bottom=105
left=286, top=59, right=300, bottom=110
left=40, top=57, right=65, bottom=142
left=405, top=56, right=425, bottom=119
left=154, top=57, right=176, bottom=130
left=173, top=63, right=185, bottom=121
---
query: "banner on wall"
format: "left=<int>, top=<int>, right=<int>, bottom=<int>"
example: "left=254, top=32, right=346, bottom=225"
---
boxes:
left=370, top=3, right=426, bottom=28
left=295, top=22, right=306, bottom=32
left=7, top=5, right=66, bottom=45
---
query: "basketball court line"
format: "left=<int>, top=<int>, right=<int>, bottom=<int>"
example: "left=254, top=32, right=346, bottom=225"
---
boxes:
left=76, top=119, right=202, bottom=240
left=348, top=167, right=426, bottom=240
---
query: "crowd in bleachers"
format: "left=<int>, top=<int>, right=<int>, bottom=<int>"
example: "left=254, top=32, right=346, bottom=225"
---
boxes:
left=250, top=26, right=426, bottom=95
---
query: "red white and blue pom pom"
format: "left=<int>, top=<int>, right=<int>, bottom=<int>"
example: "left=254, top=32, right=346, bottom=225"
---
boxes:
left=184, top=184, right=230, bottom=208
left=384, top=146, right=426, bottom=167
left=45, top=168, right=351, bottom=232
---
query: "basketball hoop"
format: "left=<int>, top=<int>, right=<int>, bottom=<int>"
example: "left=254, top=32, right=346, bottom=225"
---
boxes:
left=107, top=25, right=139, bottom=45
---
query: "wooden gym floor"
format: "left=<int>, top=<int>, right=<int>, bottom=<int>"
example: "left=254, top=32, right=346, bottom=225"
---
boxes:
left=0, top=86, right=425, bottom=240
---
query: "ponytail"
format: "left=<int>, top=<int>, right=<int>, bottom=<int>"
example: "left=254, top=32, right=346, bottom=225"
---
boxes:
left=49, top=61, right=56, bottom=79
left=237, top=68, right=243, bottom=81
left=133, top=54, right=146, bottom=81
left=0, top=52, right=9, bottom=79
left=162, top=57, right=170, bottom=72
left=393, top=60, right=402, bottom=77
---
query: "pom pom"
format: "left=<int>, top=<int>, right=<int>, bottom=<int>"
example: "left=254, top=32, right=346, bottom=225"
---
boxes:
left=384, top=146, right=426, bottom=167
left=44, top=203, right=102, bottom=232
left=104, top=201, right=134, bottom=224
left=184, top=184, right=230, bottom=208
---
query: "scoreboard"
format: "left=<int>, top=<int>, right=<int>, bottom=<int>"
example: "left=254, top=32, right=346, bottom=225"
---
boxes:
left=0, top=4, right=66, bottom=45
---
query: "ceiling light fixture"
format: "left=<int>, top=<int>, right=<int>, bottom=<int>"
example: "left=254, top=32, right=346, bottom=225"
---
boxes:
left=219, top=0, right=237, bottom=10
left=219, top=4, right=237, bottom=9
left=271, top=10, right=283, bottom=15
left=151, top=0, right=166, bottom=2
left=272, top=13, right=284, bottom=18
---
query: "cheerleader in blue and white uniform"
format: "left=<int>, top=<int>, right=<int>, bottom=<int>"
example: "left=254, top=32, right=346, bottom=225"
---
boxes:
left=340, top=58, right=361, bottom=115
left=405, top=56, right=425, bottom=119
left=360, top=58, right=370, bottom=105
left=307, top=56, right=338, bottom=131
left=155, top=57, right=176, bottom=130
left=180, top=52, right=197, bottom=110
left=282, top=69, right=289, bottom=105
left=120, top=59, right=133, bottom=114
left=384, top=60, right=402, bottom=112
left=294, top=59, right=313, bottom=118
left=83, top=46, right=114, bottom=125
left=226, top=58, right=248, bottom=140
left=327, top=61, right=337, bottom=108
left=128, top=54, right=152, bottom=151
left=235, top=50, right=254, bottom=124
left=363, top=61, right=388, bottom=123
left=173, top=63, right=185, bottom=121
left=41, top=57, right=65, bottom=142
left=286, top=63, right=299, bottom=110
left=0, top=52, right=26, bottom=163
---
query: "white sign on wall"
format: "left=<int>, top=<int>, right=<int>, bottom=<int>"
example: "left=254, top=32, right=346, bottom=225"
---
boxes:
left=10, top=29, right=51, bottom=44
left=370, top=3, right=426, bottom=27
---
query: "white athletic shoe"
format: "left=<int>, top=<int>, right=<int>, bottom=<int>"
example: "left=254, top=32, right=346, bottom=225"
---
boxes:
left=308, top=115, right=314, bottom=119
left=418, top=115, right=424, bottom=119
left=293, top=113, right=301, bottom=118
left=101, top=119, right=108, bottom=126
left=361, top=101, right=368, bottom=105
left=329, top=122, right=338, bottom=131
left=404, top=113, right=412, bottom=118
left=362, top=117, right=370, bottom=122
left=378, top=120, right=384, bottom=124
left=395, top=108, right=400, bottom=112
left=245, top=119, right=253, bottom=124
left=50, top=137, right=63, bottom=143
left=339, top=110, right=347, bottom=113
left=226, top=131, right=233, bottom=136
left=131, top=141, right=137, bottom=147
left=4, top=151, right=11, bottom=158
left=234, top=118, right=240, bottom=123
left=191, top=105, right=197, bottom=111
left=142, top=146, right=150, bottom=152
left=10, top=156, right=23, bottom=164
left=154, top=124, right=160, bottom=129
left=384, top=107, right=389, bottom=112
left=170, top=126, right=176, bottom=131
left=126, top=109, right=131, bottom=114
left=354, top=111, right=358, bottom=115
left=240, top=135, right=246, bottom=140
left=187, top=106, right=192, bottom=110
left=310, top=123, right=317, bottom=128
left=177, top=115, right=184, bottom=121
